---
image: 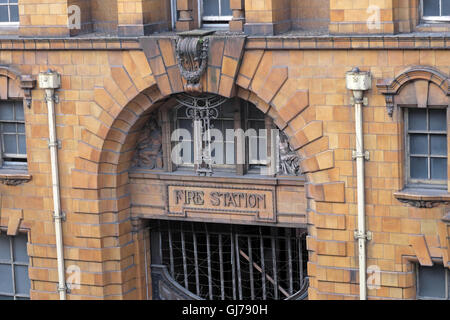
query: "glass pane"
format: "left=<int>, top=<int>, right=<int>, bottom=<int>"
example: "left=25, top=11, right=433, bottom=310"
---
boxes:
left=18, top=135, right=26, bottom=155
left=3, top=123, right=16, bottom=133
left=3, top=134, right=17, bottom=154
left=443, top=0, right=450, bottom=15
left=14, top=102, right=24, bottom=121
left=203, top=0, right=220, bottom=17
left=424, top=0, right=440, bottom=16
left=0, top=295, right=14, bottom=300
left=9, top=4, right=18, bottom=22
left=0, top=6, right=8, bottom=22
left=431, top=158, right=447, bottom=180
left=17, top=123, right=25, bottom=133
left=14, top=265, right=30, bottom=295
left=225, top=141, right=235, bottom=165
left=0, top=233, right=11, bottom=260
left=430, top=135, right=447, bottom=156
left=220, top=0, right=232, bottom=16
left=0, top=264, right=13, bottom=294
left=418, top=265, right=446, bottom=299
left=410, top=134, right=428, bottom=155
left=248, top=104, right=265, bottom=119
left=429, top=109, right=447, bottom=131
left=12, top=234, right=28, bottom=263
left=0, top=102, right=14, bottom=121
left=410, top=157, right=428, bottom=179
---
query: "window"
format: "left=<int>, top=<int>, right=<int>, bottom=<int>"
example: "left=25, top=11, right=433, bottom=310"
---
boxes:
left=416, top=264, right=449, bottom=299
left=149, top=220, right=308, bottom=300
left=405, top=107, right=447, bottom=186
left=0, top=232, right=30, bottom=300
left=0, top=100, right=27, bottom=168
left=0, top=0, right=18, bottom=24
left=171, top=97, right=292, bottom=176
left=422, top=0, right=450, bottom=22
left=201, top=0, right=232, bottom=27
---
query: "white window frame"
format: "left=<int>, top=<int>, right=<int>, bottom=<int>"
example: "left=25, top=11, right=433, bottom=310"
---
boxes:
left=200, top=0, right=232, bottom=28
left=404, top=107, right=448, bottom=187
left=0, top=232, right=30, bottom=300
left=0, top=100, right=28, bottom=169
left=421, top=0, right=450, bottom=23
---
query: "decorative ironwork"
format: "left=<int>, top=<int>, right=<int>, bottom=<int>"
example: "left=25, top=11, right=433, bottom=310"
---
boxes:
left=278, top=131, right=301, bottom=176
left=175, top=93, right=228, bottom=176
left=149, top=220, right=309, bottom=300
left=176, top=37, right=209, bottom=93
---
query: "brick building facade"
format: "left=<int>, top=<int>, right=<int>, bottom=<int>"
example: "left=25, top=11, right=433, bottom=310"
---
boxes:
left=0, top=0, right=448, bottom=300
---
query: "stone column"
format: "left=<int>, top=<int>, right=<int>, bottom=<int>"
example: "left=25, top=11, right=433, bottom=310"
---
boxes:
left=229, top=0, right=245, bottom=32
left=176, top=0, right=194, bottom=31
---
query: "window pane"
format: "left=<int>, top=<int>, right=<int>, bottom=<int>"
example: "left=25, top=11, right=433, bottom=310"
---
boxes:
left=0, top=295, right=14, bottom=300
left=410, top=157, right=428, bottom=179
left=3, top=134, right=17, bottom=154
left=14, top=265, right=30, bottom=295
left=431, top=158, right=447, bottom=180
left=203, top=0, right=219, bottom=16
left=0, top=264, right=13, bottom=293
left=0, top=6, right=8, bottom=22
left=17, top=123, right=25, bottom=133
left=408, top=109, right=427, bottom=131
left=429, top=109, right=446, bottom=131
left=424, top=0, right=440, bottom=16
left=14, top=102, right=24, bottom=121
left=18, top=135, right=26, bottom=155
left=9, top=4, right=18, bottom=22
left=0, top=233, right=11, bottom=260
left=443, top=0, right=450, bottom=15
left=0, top=102, right=14, bottom=121
left=430, top=135, right=447, bottom=155
left=3, top=123, right=16, bottom=133
left=220, top=0, right=232, bottom=16
left=410, top=134, right=428, bottom=155
left=418, top=265, right=446, bottom=299
left=12, top=234, right=28, bottom=263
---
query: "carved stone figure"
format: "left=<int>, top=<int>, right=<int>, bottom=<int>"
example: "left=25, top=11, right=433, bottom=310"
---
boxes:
left=278, top=132, right=301, bottom=176
left=132, top=115, right=163, bottom=169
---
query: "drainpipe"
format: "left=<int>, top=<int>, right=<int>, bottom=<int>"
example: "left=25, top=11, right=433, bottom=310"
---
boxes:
left=345, top=67, right=372, bottom=300
left=38, top=70, right=66, bottom=300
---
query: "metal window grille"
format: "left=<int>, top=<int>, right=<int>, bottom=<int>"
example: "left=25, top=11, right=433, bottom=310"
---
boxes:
left=405, top=107, right=448, bottom=185
left=0, top=101, right=27, bottom=167
left=0, top=232, right=30, bottom=300
left=149, top=220, right=308, bottom=300
left=421, top=0, right=450, bottom=22
left=416, top=264, right=450, bottom=300
left=0, top=0, right=18, bottom=24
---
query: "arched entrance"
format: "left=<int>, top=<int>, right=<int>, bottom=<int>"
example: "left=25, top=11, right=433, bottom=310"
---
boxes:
left=127, top=92, right=309, bottom=300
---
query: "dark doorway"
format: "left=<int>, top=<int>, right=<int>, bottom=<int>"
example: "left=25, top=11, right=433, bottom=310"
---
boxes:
left=149, top=220, right=308, bottom=300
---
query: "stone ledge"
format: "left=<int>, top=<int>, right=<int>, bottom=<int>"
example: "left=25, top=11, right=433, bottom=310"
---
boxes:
left=394, top=188, right=450, bottom=209
left=0, top=171, right=32, bottom=186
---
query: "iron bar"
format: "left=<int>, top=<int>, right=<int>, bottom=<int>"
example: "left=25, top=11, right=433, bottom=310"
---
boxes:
left=271, top=237, right=279, bottom=299
left=259, top=228, right=266, bottom=299
left=193, top=229, right=200, bottom=296
left=206, top=229, right=213, bottom=300
left=231, top=232, right=237, bottom=300
left=287, top=232, right=293, bottom=295
left=181, top=231, right=188, bottom=289
left=235, top=234, right=242, bottom=300
left=248, top=237, right=255, bottom=300
left=168, top=224, right=175, bottom=277
left=219, top=234, right=225, bottom=300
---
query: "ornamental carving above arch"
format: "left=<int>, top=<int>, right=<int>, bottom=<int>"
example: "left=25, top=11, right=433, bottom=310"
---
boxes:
left=376, top=66, right=450, bottom=117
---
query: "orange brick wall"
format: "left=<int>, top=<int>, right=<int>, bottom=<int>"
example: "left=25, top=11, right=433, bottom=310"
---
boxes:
left=291, top=0, right=329, bottom=31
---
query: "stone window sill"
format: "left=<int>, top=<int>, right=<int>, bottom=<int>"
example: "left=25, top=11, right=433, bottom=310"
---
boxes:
left=394, top=188, right=450, bottom=208
left=0, top=169, right=32, bottom=186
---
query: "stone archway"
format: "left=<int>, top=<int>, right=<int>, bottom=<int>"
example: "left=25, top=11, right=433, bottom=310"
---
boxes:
left=70, top=43, right=346, bottom=299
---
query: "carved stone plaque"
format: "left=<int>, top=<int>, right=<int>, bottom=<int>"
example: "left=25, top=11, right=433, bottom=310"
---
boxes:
left=167, top=185, right=276, bottom=222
